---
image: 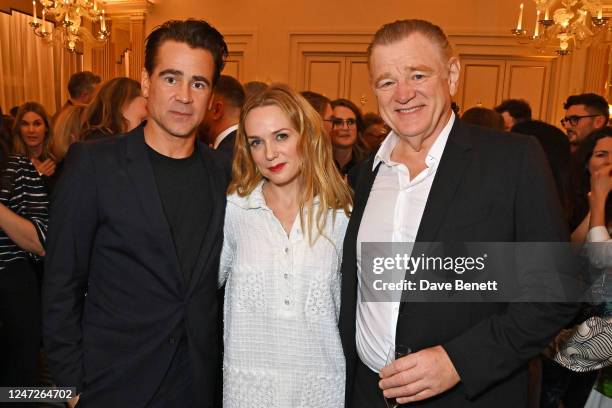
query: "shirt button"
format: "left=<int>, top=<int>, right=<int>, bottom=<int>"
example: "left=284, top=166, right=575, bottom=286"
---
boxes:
left=284, top=299, right=290, bottom=305
left=169, top=336, right=176, bottom=345
left=284, top=247, right=289, bottom=254
left=284, top=273, right=289, bottom=279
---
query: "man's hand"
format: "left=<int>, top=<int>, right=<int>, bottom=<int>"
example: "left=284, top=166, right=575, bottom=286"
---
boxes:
left=67, top=394, right=80, bottom=408
left=379, top=345, right=460, bottom=404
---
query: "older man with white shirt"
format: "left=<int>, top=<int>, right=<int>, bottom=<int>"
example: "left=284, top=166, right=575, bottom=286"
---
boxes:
left=338, top=19, right=579, bottom=408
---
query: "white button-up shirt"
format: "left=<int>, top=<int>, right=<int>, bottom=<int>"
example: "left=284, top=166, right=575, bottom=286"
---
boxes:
left=355, top=113, right=455, bottom=372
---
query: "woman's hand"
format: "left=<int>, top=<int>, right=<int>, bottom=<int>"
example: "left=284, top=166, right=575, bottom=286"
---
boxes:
left=31, top=157, right=56, bottom=177
left=588, top=164, right=612, bottom=228
left=590, top=164, right=612, bottom=202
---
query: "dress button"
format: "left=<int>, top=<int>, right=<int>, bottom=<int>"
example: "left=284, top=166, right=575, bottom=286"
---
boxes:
left=284, top=299, right=290, bottom=305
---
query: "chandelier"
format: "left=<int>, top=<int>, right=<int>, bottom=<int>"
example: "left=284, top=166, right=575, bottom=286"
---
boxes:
left=29, top=0, right=110, bottom=52
left=510, top=0, right=609, bottom=55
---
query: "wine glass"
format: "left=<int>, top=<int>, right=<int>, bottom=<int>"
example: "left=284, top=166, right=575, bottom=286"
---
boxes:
left=383, top=344, right=411, bottom=408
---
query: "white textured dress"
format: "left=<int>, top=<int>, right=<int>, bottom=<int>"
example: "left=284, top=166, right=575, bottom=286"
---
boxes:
left=219, top=181, right=348, bottom=408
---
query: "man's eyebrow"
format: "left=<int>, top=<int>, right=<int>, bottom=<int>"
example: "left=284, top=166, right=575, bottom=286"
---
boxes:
left=373, top=65, right=434, bottom=84
left=373, top=72, right=392, bottom=84
left=158, top=69, right=183, bottom=77
left=407, top=64, right=434, bottom=73
left=157, top=70, right=211, bottom=87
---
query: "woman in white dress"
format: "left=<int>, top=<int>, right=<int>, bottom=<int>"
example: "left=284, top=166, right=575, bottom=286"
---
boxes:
left=219, top=84, right=352, bottom=408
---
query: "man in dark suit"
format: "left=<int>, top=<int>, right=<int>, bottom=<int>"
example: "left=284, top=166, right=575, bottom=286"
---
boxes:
left=199, top=74, right=245, bottom=157
left=339, top=19, right=578, bottom=407
left=51, top=71, right=101, bottom=124
left=43, top=20, right=229, bottom=408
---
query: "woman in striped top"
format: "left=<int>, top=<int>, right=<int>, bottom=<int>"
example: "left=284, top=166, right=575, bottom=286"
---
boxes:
left=0, top=139, right=49, bottom=386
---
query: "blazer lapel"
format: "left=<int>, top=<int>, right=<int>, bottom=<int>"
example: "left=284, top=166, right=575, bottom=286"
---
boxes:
left=187, top=143, right=226, bottom=296
left=339, top=157, right=380, bottom=337
left=415, top=119, right=473, bottom=243
left=125, top=127, right=184, bottom=289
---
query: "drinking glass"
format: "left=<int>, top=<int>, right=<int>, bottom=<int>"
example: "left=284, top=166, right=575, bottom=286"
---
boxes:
left=383, top=344, right=411, bottom=408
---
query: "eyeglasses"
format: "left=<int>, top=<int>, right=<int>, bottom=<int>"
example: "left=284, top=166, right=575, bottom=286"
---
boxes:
left=560, top=114, right=600, bottom=126
left=331, top=118, right=357, bottom=129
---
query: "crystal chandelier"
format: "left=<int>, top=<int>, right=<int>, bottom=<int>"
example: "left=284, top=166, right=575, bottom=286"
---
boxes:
left=510, top=0, right=609, bottom=55
left=29, top=0, right=110, bottom=52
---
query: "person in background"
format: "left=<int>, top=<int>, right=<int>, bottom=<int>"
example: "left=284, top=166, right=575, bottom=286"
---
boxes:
left=571, top=127, right=612, bottom=246
left=583, top=127, right=612, bottom=264
left=52, top=71, right=101, bottom=123
left=0, top=129, right=48, bottom=390
left=0, top=106, right=12, bottom=150
left=461, top=106, right=505, bottom=130
left=9, top=106, right=20, bottom=119
left=512, top=120, right=572, bottom=219
left=562, top=93, right=609, bottom=153
left=220, top=84, right=352, bottom=407
left=199, top=74, right=244, bottom=157
left=81, top=77, right=148, bottom=141
left=330, top=98, right=366, bottom=176
left=11, top=102, right=56, bottom=178
left=547, top=126, right=612, bottom=408
left=494, top=98, right=532, bottom=132
left=301, top=90, right=334, bottom=136
left=361, top=112, right=390, bottom=153
left=46, top=105, right=87, bottom=192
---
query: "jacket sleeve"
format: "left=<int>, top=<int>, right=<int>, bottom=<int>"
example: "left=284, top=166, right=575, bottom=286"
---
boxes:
left=442, top=136, right=579, bottom=399
left=42, top=142, right=99, bottom=393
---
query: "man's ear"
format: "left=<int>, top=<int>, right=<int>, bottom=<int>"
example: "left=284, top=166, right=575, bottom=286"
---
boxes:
left=211, top=100, right=224, bottom=120
left=447, top=57, right=461, bottom=97
left=594, top=115, right=608, bottom=129
left=141, top=68, right=150, bottom=98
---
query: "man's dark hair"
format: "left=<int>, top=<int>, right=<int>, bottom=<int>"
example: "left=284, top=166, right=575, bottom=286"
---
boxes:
left=563, top=93, right=609, bottom=118
left=362, top=112, right=385, bottom=129
left=145, top=19, right=228, bottom=86
left=67, top=71, right=101, bottom=99
left=494, top=99, right=532, bottom=122
left=214, top=75, right=245, bottom=109
left=9, top=106, right=19, bottom=117
left=300, top=91, right=331, bottom=117
left=462, top=107, right=505, bottom=130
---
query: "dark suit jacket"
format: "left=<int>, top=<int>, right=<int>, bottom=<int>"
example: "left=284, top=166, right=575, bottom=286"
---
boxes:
left=216, top=129, right=236, bottom=158
left=42, top=125, right=230, bottom=408
left=339, top=119, right=579, bottom=407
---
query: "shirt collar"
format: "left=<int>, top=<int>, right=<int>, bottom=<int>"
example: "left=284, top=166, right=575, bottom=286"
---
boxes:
left=228, top=180, right=321, bottom=209
left=372, top=112, right=455, bottom=171
left=213, top=124, right=239, bottom=149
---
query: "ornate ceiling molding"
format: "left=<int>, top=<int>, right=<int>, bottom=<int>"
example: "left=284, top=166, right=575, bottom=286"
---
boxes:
left=103, top=0, right=152, bottom=18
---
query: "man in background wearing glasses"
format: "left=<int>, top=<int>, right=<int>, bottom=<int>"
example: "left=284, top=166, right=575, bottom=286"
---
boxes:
left=561, top=93, right=609, bottom=152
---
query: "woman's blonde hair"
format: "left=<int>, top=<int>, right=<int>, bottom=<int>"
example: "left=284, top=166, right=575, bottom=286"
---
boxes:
left=229, top=84, right=352, bottom=244
left=11, top=101, right=52, bottom=160
left=50, top=104, right=86, bottom=162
